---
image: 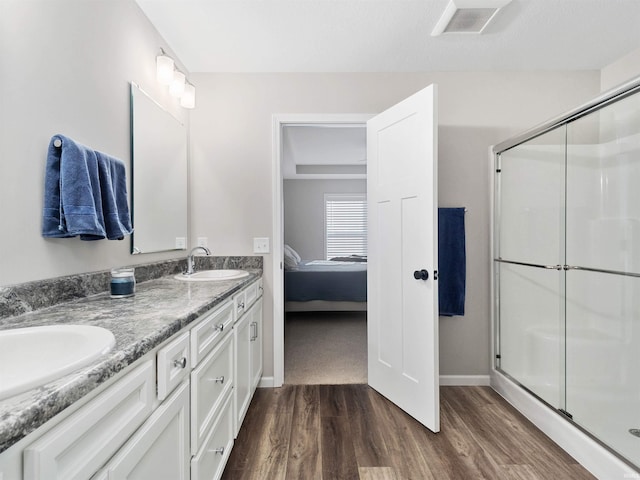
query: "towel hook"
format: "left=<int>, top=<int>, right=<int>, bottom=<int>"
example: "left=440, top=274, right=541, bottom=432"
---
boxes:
left=53, top=138, right=62, bottom=148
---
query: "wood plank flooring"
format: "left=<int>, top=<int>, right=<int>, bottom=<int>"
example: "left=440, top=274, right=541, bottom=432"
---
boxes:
left=222, top=385, right=595, bottom=480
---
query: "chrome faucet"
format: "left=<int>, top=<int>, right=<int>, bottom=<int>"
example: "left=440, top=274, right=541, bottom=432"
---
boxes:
left=185, top=246, right=211, bottom=275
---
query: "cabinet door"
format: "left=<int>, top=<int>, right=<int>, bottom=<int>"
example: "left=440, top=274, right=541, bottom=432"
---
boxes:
left=24, top=361, right=155, bottom=480
left=250, top=298, right=263, bottom=391
left=104, top=381, right=189, bottom=480
left=233, top=311, right=252, bottom=436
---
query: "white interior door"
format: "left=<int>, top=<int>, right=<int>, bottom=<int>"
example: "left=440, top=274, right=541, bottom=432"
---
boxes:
left=367, top=84, right=439, bottom=432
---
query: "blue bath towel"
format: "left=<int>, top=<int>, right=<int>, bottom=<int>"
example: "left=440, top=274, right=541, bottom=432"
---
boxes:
left=42, top=135, right=133, bottom=240
left=438, top=208, right=466, bottom=316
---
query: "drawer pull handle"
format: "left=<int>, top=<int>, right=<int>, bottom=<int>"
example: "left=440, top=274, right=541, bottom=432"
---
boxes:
left=213, top=323, right=224, bottom=333
left=210, top=447, right=225, bottom=455
left=173, top=357, right=187, bottom=369
left=214, top=376, right=225, bottom=384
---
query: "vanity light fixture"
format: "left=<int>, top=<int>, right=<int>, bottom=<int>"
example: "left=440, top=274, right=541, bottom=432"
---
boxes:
left=156, top=50, right=174, bottom=85
left=155, top=48, right=196, bottom=108
left=431, top=0, right=512, bottom=36
left=180, top=82, right=196, bottom=109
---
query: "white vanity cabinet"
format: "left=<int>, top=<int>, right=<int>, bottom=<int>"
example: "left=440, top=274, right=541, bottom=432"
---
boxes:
left=9, top=275, right=263, bottom=480
left=233, top=279, right=263, bottom=436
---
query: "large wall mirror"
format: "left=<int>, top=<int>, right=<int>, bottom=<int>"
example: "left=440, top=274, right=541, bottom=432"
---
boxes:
left=130, top=82, right=188, bottom=254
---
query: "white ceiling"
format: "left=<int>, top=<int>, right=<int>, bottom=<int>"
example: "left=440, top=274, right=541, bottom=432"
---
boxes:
left=282, top=125, right=367, bottom=179
left=136, top=0, right=640, bottom=73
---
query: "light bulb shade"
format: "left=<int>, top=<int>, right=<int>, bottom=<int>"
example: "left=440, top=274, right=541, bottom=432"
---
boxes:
left=169, top=71, right=186, bottom=97
left=156, top=54, right=174, bottom=85
left=180, top=83, right=196, bottom=109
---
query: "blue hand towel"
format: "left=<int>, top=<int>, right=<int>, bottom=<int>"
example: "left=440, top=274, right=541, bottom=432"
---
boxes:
left=42, top=135, right=132, bottom=241
left=95, top=151, right=133, bottom=240
left=438, top=208, right=466, bottom=316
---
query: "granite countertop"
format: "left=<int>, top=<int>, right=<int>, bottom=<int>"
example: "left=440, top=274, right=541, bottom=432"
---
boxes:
left=0, top=270, right=261, bottom=454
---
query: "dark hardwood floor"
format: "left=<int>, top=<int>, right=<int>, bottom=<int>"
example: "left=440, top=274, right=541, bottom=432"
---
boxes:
left=222, top=385, right=595, bottom=480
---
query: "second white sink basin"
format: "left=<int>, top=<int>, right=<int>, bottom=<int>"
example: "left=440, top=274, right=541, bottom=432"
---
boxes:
left=174, top=270, right=250, bottom=282
left=0, top=325, right=116, bottom=401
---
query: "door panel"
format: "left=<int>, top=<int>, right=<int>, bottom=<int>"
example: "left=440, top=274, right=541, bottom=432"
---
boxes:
left=367, top=85, right=439, bottom=432
left=377, top=200, right=400, bottom=368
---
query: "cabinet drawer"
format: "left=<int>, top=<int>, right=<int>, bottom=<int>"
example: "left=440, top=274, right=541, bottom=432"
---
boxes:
left=190, top=301, right=234, bottom=365
left=233, top=290, right=246, bottom=319
left=191, top=333, right=233, bottom=455
left=24, top=360, right=155, bottom=480
left=244, top=281, right=259, bottom=310
left=190, top=390, right=234, bottom=480
left=157, top=332, right=190, bottom=401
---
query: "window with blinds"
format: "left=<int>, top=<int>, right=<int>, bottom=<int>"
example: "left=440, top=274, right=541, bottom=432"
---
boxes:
left=324, top=194, right=367, bottom=260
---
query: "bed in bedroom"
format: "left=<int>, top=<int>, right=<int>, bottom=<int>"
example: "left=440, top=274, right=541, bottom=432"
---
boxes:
left=284, top=249, right=367, bottom=312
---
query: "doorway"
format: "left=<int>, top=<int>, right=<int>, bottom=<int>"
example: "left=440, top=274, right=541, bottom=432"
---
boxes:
left=271, top=114, right=372, bottom=387
left=272, top=85, right=440, bottom=432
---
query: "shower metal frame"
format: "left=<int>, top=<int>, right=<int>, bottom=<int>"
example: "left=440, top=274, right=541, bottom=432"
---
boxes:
left=492, top=74, right=640, bottom=471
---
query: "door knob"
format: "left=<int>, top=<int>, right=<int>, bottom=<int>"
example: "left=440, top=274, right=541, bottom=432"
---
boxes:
left=413, top=269, right=429, bottom=281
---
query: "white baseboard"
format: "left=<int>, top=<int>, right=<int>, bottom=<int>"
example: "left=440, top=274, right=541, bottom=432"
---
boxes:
left=258, top=376, right=274, bottom=388
left=439, top=375, right=490, bottom=386
left=491, top=371, right=638, bottom=480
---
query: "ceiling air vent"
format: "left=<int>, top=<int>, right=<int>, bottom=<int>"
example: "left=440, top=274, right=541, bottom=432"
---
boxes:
left=431, top=0, right=512, bottom=36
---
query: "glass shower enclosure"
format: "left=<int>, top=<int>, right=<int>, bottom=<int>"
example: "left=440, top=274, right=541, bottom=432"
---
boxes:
left=493, top=78, right=640, bottom=470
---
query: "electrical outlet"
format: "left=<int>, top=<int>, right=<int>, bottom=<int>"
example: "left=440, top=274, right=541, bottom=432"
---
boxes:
left=253, top=237, right=270, bottom=254
left=175, top=237, right=186, bottom=249
left=197, top=237, right=208, bottom=248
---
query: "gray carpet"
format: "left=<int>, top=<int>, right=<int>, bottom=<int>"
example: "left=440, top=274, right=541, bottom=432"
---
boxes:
left=284, top=311, right=367, bottom=385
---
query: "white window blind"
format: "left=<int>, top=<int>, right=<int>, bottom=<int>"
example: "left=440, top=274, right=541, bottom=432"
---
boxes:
left=324, top=194, right=367, bottom=260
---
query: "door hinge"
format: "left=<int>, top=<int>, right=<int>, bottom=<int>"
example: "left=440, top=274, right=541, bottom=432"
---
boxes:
left=433, top=270, right=438, bottom=280
left=495, top=354, right=501, bottom=359
left=558, top=409, right=573, bottom=419
left=496, top=168, right=501, bottom=173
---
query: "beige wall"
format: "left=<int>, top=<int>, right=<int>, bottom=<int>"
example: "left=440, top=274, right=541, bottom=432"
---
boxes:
left=601, top=47, right=640, bottom=92
left=189, top=72, right=600, bottom=378
left=0, top=0, right=188, bottom=286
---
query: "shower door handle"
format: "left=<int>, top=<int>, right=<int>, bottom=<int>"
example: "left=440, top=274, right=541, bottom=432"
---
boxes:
left=413, top=269, right=429, bottom=281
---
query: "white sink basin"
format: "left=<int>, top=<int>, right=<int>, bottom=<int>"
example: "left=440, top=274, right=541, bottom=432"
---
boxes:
left=174, top=270, right=250, bottom=282
left=0, top=325, right=116, bottom=400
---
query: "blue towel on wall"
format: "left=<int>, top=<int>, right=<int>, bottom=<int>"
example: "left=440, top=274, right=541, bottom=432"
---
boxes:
left=438, top=208, right=466, bottom=316
left=42, top=134, right=133, bottom=241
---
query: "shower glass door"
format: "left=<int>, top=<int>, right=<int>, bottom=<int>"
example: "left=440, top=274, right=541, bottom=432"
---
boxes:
left=496, top=126, right=567, bottom=408
left=565, top=91, right=640, bottom=467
